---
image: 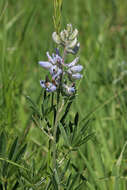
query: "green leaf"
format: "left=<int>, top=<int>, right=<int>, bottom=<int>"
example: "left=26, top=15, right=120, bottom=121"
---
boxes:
left=54, top=169, right=60, bottom=186
left=8, top=137, right=18, bottom=160
left=75, top=133, right=95, bottom=147
left=67, top=173, right=79, bottom=190
left=14, top=144, right=27, bottom=162
left=45, top=180, right=52, bottom=190
left=0, top=157, right=28, bottom=171
left=26, top=96, right=41, bottom=117
left=60, top=159, right=70, bottom=180
left=74, top=112, right=79, bottom=126
left=74, top=182, right=84, bottom=190
left=0, top=131, right=6, bottom=156
left=112, top=141, right=127, bottom=190
left=80, top=119, right=91, bottom=135
left=5, top=10, right=24, bottom=31
left=66, top=173, right=72, bottom=187
left=59, top=123, right=70, bottom=147
left=60, top=101, right=73, bottom=124
left=51, top=174, right=58, bottom=190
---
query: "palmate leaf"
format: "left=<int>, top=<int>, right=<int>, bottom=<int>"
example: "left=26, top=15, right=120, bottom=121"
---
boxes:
left=7, top=143, right=27, bottom=178
left=60, top=100, right=73, bottom=125
left=70, top=118, right=94, bottom=149
left=26, top=96, right=41, bottom=117
left=14, top=144, right=27, bottom=162
left=74, top=132, right=95, bottom=148
left=59, top=123, right=70, bottom=148
left=80, top=119, right=92, bottom=135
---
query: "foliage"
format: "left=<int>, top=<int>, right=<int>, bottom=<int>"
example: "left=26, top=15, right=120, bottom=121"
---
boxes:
left=0, top=0, right=127, bottom=189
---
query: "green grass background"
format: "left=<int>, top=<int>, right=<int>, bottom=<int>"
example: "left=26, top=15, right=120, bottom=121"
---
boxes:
left=0, top=0, right=127, bottom=189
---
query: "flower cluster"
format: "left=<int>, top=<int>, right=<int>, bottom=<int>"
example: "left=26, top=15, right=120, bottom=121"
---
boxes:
left=52, top=24, right=80, bottom=54
left=39, top=24, right=83, bottom=95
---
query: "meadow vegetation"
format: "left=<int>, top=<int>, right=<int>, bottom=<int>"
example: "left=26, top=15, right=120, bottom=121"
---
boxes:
left=0, top=0, right=127, bottom=189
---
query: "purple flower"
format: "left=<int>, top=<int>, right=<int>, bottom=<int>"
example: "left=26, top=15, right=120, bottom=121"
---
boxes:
left=46, top=52, right=62, bottom=65
left=63, top=84, right=75, bottom=95
left=40, top=80, right=56, bottom=92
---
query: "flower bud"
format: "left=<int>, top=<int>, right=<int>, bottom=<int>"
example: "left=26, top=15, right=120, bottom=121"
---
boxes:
left=69, top=29, right=78, bottom=40
left=67, top=24, right=72, bottom=33
left=52, top=32, right=61, bottom=44
left=66, top=38, right=77, bottom=49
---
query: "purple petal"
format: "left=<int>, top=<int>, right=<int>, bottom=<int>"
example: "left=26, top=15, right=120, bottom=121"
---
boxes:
left=68, top=87, right=75, bottom=93
left=39, top=61, right=52, bottom=69
left=63, top=84, right=75, bottom=95
left=52, top=68, right=62, bottom=79
left=67, top=57, right=79, bottom=67
left=46, top=52, right=54, bottom=64
left=72, top=73, right=82, bottom=79
left=69, top=65, right=83, bottom=73
left=49, top=65, right=57, bottom=75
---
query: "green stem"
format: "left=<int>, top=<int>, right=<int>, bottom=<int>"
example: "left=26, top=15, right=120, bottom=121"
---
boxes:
left=2, top=182, right=6, bottom=190
left=52, top=99, right=64, bottom=189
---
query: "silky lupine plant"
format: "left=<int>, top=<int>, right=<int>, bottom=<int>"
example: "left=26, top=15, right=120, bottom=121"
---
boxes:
left=38, top=24, right=83, bottom=95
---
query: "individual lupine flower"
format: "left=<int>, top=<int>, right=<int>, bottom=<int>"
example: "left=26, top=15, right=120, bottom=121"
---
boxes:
left=39, top=51, right=63, bottom=81
left=39, top=51, right=62, bottom=68
left=40, top=76, right=57, bottom=92
left=52, top=24, right=79, bottom=54
left=65, top=57, right=83, bottom=80
left=63, top=83, right=75, bottom=95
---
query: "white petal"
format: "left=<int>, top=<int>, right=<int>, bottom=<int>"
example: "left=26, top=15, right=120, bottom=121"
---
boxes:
left=66, top=38, right=77, bottom=48
left=60, top=31, right=66, bottom=42
left=40, top=80, right=46, bottom=88
left=52, top=32, right=61, bottom=44
left=69, top=29, right=78, bottom=40
left=46, top=52, right=54, bottom=64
